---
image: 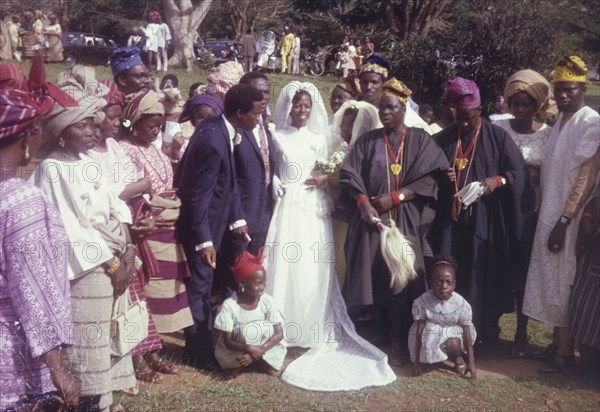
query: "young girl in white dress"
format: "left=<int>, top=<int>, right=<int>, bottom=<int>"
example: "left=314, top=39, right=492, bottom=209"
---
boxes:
left=264, top=81, right=396, bottom=391
left=410, top=255, right=477, bottom=379
left=214, top=250, right=286, bottom=378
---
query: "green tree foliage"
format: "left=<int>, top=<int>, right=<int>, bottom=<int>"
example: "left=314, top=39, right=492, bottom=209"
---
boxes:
left=387, top=0, right=581, bottom=114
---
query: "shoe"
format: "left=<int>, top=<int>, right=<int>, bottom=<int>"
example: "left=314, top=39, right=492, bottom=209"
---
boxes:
left=528, top=343, right=558, bottom=360
left=511, top=333, right=530, bottom=358
left=539, top=354, right=573, bottom=374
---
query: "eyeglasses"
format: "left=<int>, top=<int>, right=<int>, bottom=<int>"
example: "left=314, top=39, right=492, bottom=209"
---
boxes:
left=127, top=72, right=150, bottom=80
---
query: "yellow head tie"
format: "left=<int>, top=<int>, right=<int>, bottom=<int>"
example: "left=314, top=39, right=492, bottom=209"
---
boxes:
left=382, top=90, right=408, bottom=105
left=381, top=78, right=412, bottom=105
left=360, top=64, right=388, bottom=79
left=552, top=55, right=588, bottom=83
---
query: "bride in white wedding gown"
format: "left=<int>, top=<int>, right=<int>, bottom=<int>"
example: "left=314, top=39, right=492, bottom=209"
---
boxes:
left=263, top=81, right=396, bottom=391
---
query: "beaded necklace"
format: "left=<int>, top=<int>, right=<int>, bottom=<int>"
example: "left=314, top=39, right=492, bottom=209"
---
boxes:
left=384, top=128, right=407, bottom=222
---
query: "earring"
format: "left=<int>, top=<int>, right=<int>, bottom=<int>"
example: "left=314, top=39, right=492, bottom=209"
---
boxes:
left=23, top=143, right=30, bottom=161
left=240, top=284, right=245, bottom=293
left=58, top=137, right=66, bottom=148
left=132, top=128, right=138, bottom=137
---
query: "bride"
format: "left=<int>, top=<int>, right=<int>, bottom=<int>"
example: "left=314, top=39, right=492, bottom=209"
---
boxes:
left=264, top=81, right=395, bottom=391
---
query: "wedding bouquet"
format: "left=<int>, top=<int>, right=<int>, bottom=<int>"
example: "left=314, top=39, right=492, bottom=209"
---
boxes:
left=311, top=151, right=346, bottom=182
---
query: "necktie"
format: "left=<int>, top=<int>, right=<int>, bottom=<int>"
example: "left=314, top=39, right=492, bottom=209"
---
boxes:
left=258, top=123, right=270, bottom=186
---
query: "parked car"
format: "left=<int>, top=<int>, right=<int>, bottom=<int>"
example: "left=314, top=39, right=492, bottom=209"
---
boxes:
left=61, top=32, right=117, bottom=66
left=200, top=40, right=241, bottom=65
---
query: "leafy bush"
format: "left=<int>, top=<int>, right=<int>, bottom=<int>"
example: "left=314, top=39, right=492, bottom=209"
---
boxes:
left=386, top=0, right=566, bottom=116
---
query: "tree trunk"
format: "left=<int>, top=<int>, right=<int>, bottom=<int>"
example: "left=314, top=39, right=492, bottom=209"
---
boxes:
left=164, top=0, right=214, bottom=71
left=383, top=0, right=400, bottom=37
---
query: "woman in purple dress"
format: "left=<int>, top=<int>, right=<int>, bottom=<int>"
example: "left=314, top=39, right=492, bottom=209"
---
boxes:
left=0, top=57, right=80, bottom=411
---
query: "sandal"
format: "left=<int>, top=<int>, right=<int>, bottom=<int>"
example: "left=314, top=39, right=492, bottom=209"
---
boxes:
left=511, top=333, right=530, bottom=358
left=145, top=352, right=180, bottom=375
left=133, top=355, right=163, bottom=384
left=454, top=356, right=466, bottom=375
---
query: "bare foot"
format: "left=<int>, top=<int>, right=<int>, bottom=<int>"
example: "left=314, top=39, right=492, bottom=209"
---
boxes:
left=257, top=359, right=282, bottom=378
left=223, top=368, right=243, bottom=379
left=265, top=368, right=282, bottom=378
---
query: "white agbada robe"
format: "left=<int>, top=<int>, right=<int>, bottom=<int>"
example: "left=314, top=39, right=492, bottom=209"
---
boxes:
left=523, top=106, right=600, bottom=326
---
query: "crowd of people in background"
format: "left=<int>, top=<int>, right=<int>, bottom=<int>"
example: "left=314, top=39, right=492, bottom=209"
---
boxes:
left=1, top=7, right=599, bottom=412
left=0, top=9, right=64, bottom=63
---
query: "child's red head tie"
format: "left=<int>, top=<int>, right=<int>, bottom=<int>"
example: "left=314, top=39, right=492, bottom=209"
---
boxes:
left=231, top=249, right=265, bottom=284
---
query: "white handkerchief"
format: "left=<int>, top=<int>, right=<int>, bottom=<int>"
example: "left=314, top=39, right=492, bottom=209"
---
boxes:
left=454, top=181, right=484, bottom=209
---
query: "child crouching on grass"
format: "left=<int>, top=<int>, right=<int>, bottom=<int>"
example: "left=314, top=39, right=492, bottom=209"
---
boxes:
left=214, top=250, right=286, bottom=378
left=409, top=255, right=477, bottom=379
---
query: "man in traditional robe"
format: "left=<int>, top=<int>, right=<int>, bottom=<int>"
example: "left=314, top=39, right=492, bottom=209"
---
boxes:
left=340, top=78, right=448, bottom=364
left=523, top=56, right=600, bottom=373
left=432, top=77, right=536, bottom=344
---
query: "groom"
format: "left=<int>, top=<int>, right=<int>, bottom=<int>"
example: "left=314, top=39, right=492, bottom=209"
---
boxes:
left=177, top=83, right=264, bottom=369
left=216, top=73, right=277, bottom=296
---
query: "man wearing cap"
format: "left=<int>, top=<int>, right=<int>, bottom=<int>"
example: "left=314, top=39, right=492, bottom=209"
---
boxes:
left=358, top=54, right=430, bottom=132
left=523, top=56, right=600, bottom=373
left=110, top=47, right=151, bottom=96
left=432, top=76, right=536, bottom=345
left=340, top=78, right=448, bottom=363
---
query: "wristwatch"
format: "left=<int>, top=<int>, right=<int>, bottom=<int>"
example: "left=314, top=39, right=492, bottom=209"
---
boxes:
left=398, top=192, right=406, bottom=202
left=559, top=215, right=571, bottom=225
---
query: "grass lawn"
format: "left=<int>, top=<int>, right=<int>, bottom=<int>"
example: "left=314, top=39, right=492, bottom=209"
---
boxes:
left=113, top=314, right=599, bottom=411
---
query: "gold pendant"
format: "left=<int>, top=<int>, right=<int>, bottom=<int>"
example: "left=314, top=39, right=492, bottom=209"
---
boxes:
left=390, top=163, right=401, bottom=175
left=455, top=158, right=468, bottom=170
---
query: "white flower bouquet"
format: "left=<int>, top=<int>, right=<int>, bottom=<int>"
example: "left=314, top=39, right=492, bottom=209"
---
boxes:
left=311, top=150, right=345, bottom=180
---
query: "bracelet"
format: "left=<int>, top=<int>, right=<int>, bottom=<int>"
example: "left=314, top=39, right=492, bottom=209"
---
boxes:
left=125, top=243, right=137, bottom=252
left=581, top=212, right=594, bottom=221
left=495, top=175, right=505, bottom=188
left=391, top=191, right=401, bottom=206
left=106, top=256, right=121, bottom=275
left=170, top=158, right=179, bottom=165
left=356, top=194, right=369, bottom=207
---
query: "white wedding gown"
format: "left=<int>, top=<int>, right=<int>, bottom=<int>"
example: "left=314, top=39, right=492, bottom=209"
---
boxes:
left=264, top=125, right=396, bottom=391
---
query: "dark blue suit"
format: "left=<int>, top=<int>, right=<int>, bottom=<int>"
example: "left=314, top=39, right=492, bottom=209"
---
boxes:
left=216, top=121, right=275, bottom=296
left=177, top=115, right=244, bottom=356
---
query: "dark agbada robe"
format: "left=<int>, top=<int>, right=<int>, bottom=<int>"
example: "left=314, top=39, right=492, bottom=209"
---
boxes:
left=432, top=121, right=535, bottom=339
left=340, top=127, right=449, bottom=310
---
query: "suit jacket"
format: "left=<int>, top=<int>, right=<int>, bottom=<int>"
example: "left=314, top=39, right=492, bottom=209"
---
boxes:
left=177, top=115, right=244, bottom=246
left=234, top=121, right=275, bottom=238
